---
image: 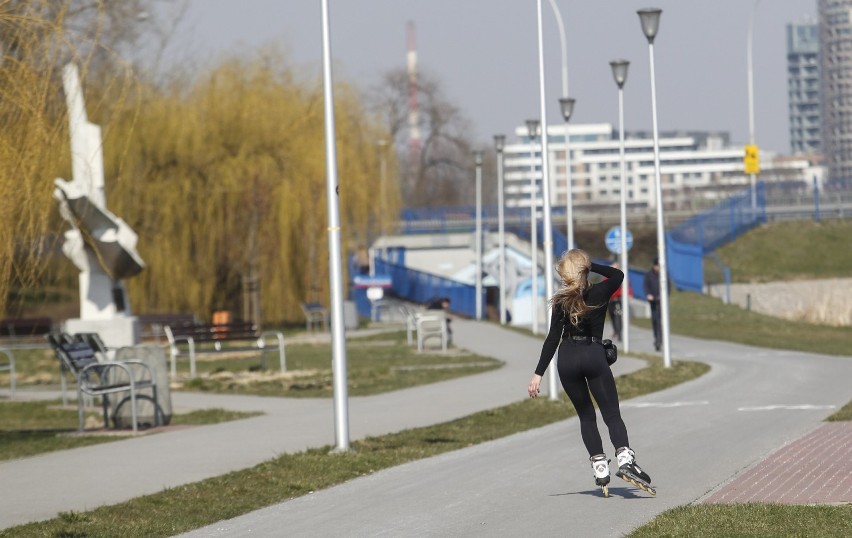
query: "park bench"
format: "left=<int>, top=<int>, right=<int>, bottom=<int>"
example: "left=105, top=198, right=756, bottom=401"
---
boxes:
left=48, top=332, right=162, bottom=433
left=415, top=313, right=449, bottom=352
left=300, top=302, right=329, bottom=332
left=0, top=317, right=54, bottom=344
left=163, top=321, right=286, bottom=378
left=137, top=312, right=199, bottom=342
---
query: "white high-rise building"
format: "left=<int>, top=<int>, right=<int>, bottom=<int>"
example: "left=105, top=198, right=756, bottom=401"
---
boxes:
left=503, top=123, right=813, bottom=211
left=787, top=19, right=822, bottom=155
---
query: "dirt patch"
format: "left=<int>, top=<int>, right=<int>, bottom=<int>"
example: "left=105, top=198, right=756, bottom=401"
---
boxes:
left=170, top=369, right=320, bottom=390
left=708, top=278, right=852, bottom=326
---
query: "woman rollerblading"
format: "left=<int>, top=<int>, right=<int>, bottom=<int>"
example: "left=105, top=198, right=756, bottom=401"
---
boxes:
left=528, top=249, right=657, bottom=497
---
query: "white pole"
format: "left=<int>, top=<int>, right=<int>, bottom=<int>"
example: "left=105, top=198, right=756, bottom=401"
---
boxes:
left=611, top=60, right=631, bottom=354
left=647, top=39, right=672, bottom=369
left=475, top=152, right=483, bottom=321
left=747, top=0, right=761, bottom=210
left=378, top=139, right=388, bottom=238
left=495, top=138, right=507, bottom=325
left=536, top=0, right=558, bottom=400
left=547, top=0, right=568, bottom=104
left=564, top=129, right=574, bottom=250
left=529, top=137, right=539, bottom=336
left=618, top=86, right=630, bottom=354
left=546, top=0, right=575, bottom=251
left=320, top=0, right=350, bottom=449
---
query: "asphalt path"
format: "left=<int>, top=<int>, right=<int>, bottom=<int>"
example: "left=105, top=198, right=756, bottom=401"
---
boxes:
left=182, top=323, right=852, bottom=537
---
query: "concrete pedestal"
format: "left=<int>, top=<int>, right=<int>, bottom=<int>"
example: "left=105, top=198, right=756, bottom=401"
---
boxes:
left=63, top=316, right=140, bottom=348
left=112, top=345, right=172, bottom=429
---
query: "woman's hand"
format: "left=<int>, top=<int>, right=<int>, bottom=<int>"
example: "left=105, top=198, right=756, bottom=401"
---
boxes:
left=528, top=374, right=542, bottom=398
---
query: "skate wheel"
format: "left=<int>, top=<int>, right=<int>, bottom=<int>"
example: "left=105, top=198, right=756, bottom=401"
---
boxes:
left=602, top=485, right=609, bottom=497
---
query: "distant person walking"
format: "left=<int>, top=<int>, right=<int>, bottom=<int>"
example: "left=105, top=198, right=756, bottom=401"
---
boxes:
left=643, top=258, right=662, bottom=351
left=528, top=249, right=654, bottom=496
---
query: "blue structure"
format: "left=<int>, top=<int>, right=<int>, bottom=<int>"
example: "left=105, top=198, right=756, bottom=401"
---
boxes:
left=664, top=182, right=766, bottom=293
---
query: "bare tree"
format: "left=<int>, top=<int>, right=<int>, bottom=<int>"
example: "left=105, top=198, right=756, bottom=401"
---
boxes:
left=370, top=68, right=477, bottom=207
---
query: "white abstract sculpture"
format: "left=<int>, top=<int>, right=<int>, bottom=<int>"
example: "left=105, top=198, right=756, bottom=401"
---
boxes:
left=54, top=64, right=145, bottom=345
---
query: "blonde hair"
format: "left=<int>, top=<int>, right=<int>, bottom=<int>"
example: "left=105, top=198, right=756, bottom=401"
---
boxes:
left=550, top=249, right=597, bottom=327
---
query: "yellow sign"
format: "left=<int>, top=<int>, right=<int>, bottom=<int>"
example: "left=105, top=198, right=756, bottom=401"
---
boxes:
left=744, top=144, right=760, bottom=175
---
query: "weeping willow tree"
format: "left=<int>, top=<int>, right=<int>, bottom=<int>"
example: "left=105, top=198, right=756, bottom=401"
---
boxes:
left=0, top=0, right=151, bottom=316
left=107, top=55, right=400, bottom=323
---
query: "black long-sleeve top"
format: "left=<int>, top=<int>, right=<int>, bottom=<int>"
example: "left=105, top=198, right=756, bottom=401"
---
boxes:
left=534, top=263, right=624, bottom=376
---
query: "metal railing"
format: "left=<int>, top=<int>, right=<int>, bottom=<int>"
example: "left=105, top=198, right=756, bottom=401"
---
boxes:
left=374, top=256, right=478, bottom=318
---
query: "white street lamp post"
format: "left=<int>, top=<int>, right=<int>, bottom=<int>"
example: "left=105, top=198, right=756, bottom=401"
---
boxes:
left=526, top=119, right=540, bottom=335
left=320, top=0, right=350, bottom=450
left=747, top=0, right=761, bottom=210
left=545, top=0, right=576, bottom=252
left=378, top=139, right=388, bottom=238
left=474, top=151, right=483, bottom=321
left=638, top=7, right=672, bottom=368
left=547, top=0, right=568, bottom=106
left=610, top=59, right=631, bottom=354
left=535, top=0, right=558, bottom=400
left=494, top=135, right=507, bottom=325
left=559, top=97, right=576, bottom=250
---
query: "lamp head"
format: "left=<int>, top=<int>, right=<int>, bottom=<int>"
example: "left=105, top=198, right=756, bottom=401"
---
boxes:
left=558, top=98, right=576, bottom=122
left=610, top=60, right=630, bottom=89
left=474, top=151, right=483, bottom=166
left=494, top=134, right=506, bottom=153
left=637, top=8, right=662, bottom=43
left=526, top=119, right=541, bottom=140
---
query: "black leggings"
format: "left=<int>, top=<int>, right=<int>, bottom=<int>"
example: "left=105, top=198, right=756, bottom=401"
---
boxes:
left=557, top=340, right=629, bottom=456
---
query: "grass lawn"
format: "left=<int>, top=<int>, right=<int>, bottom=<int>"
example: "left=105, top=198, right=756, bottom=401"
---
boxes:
left=2, top=355, right=709, bottom=536
left=630, top=504, right=852, bottom=538
left=175, top=330, right=500, bottom=397
left=0, top=331, right=501, bottom=398
left=0, top=400, right=260, bottom=461
left=706, top=219, right=852, bottom=283
left=826, top=398, right=852, bottom=422
left=633, top=289, right=852, bottom=357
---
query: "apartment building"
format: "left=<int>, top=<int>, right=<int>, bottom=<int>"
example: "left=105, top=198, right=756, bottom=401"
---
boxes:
left=502, top=123, right=813, bottom=211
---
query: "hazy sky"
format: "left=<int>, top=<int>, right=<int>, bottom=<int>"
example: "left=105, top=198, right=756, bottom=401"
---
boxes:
left=165, top=0, right=818, bottom=155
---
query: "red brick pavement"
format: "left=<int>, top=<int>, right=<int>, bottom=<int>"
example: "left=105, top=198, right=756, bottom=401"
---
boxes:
left=704, top=422, right=852, bottom=505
